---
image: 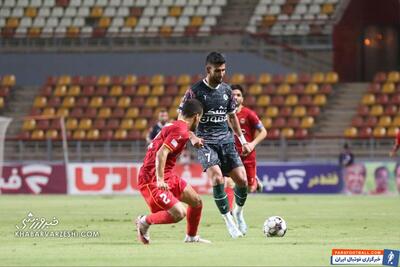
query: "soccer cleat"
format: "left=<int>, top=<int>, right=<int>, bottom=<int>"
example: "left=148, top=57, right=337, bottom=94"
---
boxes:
left=184, top=235, right=212, bottom=244
left=222, top=212, right=243, bottom=238
left=233, top=206, right=247, bottom=235
left=256, top=177, right=264, bottom=193
left=135, top=215, right=150, bottom=245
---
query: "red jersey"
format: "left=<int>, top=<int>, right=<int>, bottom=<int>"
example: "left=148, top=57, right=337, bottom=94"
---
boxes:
left=139, top=120, right=189, bottom=186
left=234, top=106, right=264, bottom=162
left=396, top=131, right=400, bottom=145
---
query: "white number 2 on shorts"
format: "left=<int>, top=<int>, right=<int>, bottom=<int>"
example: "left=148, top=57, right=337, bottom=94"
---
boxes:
left=159, top=193, right=171, bottom=204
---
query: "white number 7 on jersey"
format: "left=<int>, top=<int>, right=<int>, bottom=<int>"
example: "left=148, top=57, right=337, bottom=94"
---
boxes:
left=205, top=152, right=211, bottom=162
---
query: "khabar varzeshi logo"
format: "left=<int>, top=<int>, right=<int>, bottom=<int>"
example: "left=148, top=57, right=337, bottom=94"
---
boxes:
left=15, top=212, right=100, bottom=239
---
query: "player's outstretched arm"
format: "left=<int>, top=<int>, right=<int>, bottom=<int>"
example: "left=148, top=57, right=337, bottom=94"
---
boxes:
left=250, top=127, right=267, bottom=151
left=228, top=113, right=251, bottom=156
left=155, top=145, right=171, bottom=190
left=188, top=131, right=204, bottom=148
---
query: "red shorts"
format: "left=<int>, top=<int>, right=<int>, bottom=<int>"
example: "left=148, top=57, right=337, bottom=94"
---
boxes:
left=139, top=175, right=187, bottom=213
left=243, top=161, right=257, bottom=190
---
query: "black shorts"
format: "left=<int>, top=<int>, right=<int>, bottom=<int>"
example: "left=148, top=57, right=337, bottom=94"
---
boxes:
left=197, top=143, right=243, bottom=176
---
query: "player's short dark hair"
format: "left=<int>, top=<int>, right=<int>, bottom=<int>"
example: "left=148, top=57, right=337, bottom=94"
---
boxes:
left=159, top=108, right=167, bottom=113
left=206, top=51, right=226, bottom=66
left=231, top=84, right=244, bottom=94
left=181, top=99, right=203, bottom=118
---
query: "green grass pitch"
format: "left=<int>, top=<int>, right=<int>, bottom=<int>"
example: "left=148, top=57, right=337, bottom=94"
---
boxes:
left=0, top=195, right=399, bottom=266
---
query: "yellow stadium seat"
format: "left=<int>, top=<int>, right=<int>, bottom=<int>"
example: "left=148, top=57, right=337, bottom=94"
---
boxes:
left=305, top=83, right=319, bottom=94
left=34, top=96, right=47, bottom=108
left=67, top=85, right=81, bottom=96
left=25, top=7, right=37, bottom=17
left=90, top=6, right=103, bottom=17
left=97, top=75, right=110, bottom=86
left=98, top=107, right=111, bottom=118
left=373, top=127, right=386, bottom=138
left=31, top=130, right=44, bottom=140
left=387, top=71, right=400, bottom=83
left=265, top=106, right=278, bottom=117
left=6, top=18, right=19, bottom=28
left=89, top=96, right=103, bottom=108
left=110, top=85, right=123, bottom=96
left=230, top=73, right=245, bottom=84
left=42, top=107, right=55, bottom=116
left=361, top=94, right=376, bottom=105
left=168, top=107, right=178, bottom=119
left=134, top=118, right=148, bottom=130
left=2, top=75, right=16, bottom=86
left=277, top=84, right=291, bottom=95
left=87, top=129, right=100, bottom=140
left=137, top=85, right=150, bottom=96
left=169, top=6, right=182, bottom=17
left=313, top=94, right=327, bottom=106
left=322, top=3, right=334, bottom=14
left=173, top=96, right=183, bottom=107
left=72, top=130, right=86, bottom=140
left=179, top=86, right=188, bottom=95
left=285, top=94, right=298, bottom=106
left=125, top=17, right=137, bottom=27
left=191, top=16, right=203, bottom=27
left=114, top=129, right=127, bottom=139
left=56, top=108, right=69, bottom=117
left=262, top=118, right=272, bottom=129
left=22, top=119, right=36, bottom=131
left=392, top=116, right=400, bottom=127
left=285, top=73, right=298, bottom=84
left=378, top=116, right=392, bottom=127
left=325, top=71, right=339, bottom=84
left=382, top=82, right=395, bottom=94
left=311, top=72, right=325, bottom=83
left=120, top=119, right=134, bottom=130
left=258, top=73, right=272, bottom=85
left=62, top=96, right=75, bottom=108
left=0, top=97, right=3, bottom=109
left=257, top=95, right=270, bottom=107
left=99, top=17, right=111, bottom=28
left=67, top=26, right=80, bottom=37
left=387, top=127, right=398, bottom=137
left=281, top=127, right=294, bottom=138
left=124, top=75, right=137, bottom=85
left=54, top=85, right=67, bottom=97
left=125, top=107, right=139, bottom=118
left=78, top=118, right=92, bottom=130
left=28, top=27, right=41, bottom=38
left=370, top=105, right=383, bottom=116
left=57, top=75, right=71, bottom=86
left=160, top=26, right=172, bottom=37
left=301, top=116, right=314, bottom=128
left=177, top=74, right=191, bottom=86
left=117, top=96, right=131, bottom=108
left=66, top=118, right=78, bottom=130
left=248, top=84, right=262, bottom=95
left=145, top=96, right=159, bottom=107
left=46, top=129, right=58, bottom=140
left=344, top=127, right=358, bottom=138
left=151, top=85, right=165, bottom=96
left=293, top=106, right=306, bottom=117
left=150, top=74, right=164, bottom=86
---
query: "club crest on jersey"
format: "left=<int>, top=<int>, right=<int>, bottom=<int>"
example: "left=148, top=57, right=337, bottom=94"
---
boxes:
left=223, top=94, right=228, bottom=100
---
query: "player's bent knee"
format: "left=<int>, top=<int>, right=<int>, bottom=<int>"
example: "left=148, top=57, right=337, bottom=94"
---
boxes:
left=213, top=175, right=224, bottom=185
left=192, top=197, right=202, bottom=208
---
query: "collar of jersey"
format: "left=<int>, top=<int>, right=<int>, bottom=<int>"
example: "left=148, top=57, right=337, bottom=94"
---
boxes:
left=203, top=78, right=221, bottom=90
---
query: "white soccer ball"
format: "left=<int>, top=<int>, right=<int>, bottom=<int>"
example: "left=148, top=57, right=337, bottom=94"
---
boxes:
left=263, top=216, right=287, bottom=237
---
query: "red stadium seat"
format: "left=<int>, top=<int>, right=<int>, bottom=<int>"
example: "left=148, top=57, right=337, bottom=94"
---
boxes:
left=123, top=86, right=137, bottom=96
left=266, top=128, right=280, bottom=139
left=351, top=116, right=364, bottom=127
left=111, top=107, right=125, bottom=119
left=82, top=86, right=95, bottom=96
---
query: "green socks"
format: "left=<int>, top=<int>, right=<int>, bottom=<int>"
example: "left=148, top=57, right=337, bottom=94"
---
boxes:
left=213, top=183, right=229, bottom=214
left=234, top=185, right=248, bottom=207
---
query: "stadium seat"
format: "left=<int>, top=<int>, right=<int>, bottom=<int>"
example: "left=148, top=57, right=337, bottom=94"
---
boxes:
left=87, top=129, right=100, bottom=140
left=372, top=127, right=386, bottom=138
left=344, top=127, right=357, bottom=138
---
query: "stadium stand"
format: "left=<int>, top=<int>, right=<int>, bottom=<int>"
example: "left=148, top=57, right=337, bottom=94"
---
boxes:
left=0, top=0, right=227, bottom=38
left=0, top=75, right=16, bottom=112
left=246, top=0, right=340, bottom=36
left=345, top=71, right=400, bottom=139
left=20, top=71, right=337, bottom=141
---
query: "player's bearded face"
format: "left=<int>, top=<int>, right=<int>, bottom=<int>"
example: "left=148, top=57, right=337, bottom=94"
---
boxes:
left=208, top=64, right=226, bottom=84
left=190, top=113, right=202, bottom=131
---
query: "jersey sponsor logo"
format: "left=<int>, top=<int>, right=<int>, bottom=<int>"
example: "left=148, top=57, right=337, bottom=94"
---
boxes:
left=200, top=115, right=227, bottom=124
left=171, top=139, right=178, bottom=148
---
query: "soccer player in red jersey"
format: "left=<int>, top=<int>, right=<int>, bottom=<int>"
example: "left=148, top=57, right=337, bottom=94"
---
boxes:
left=135, top=99, right=211, bottom=244
left=389, top=130, right=400, bottom=157
left=225, top=84, right=267, bottom=208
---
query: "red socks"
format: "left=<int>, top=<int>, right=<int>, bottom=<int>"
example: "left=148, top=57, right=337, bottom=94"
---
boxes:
left=145, top=211, right=176, bottom=225
left=225, top=187, right=234, bottom=211
left=186, top=205, right=202, bottom=236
